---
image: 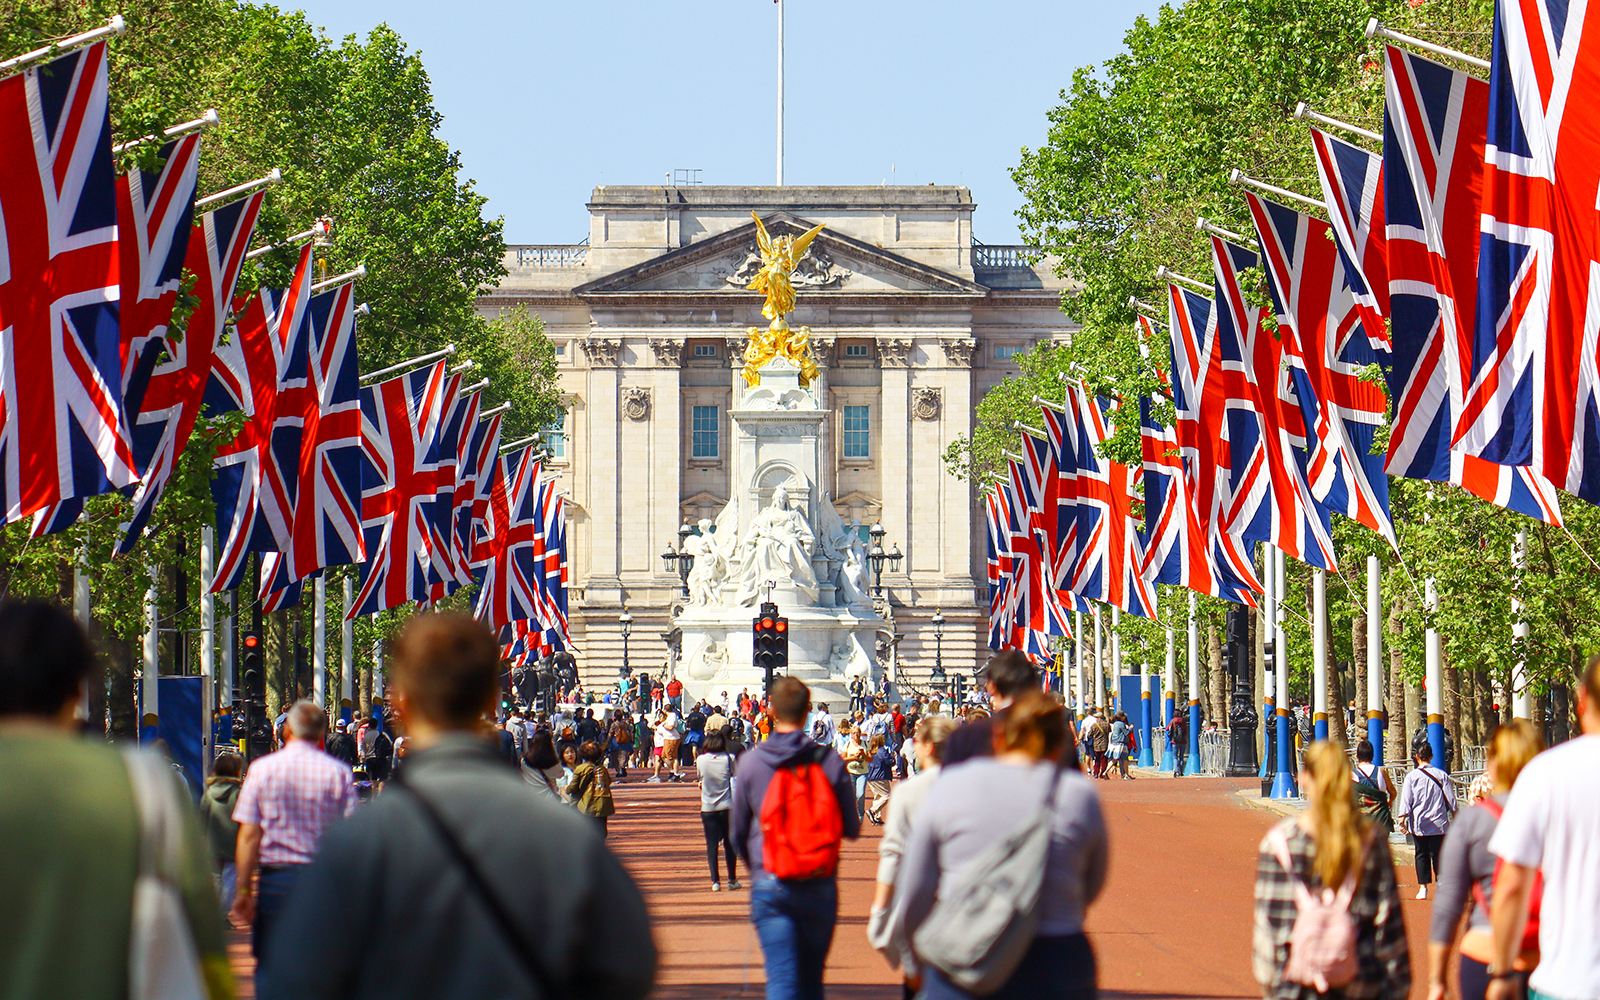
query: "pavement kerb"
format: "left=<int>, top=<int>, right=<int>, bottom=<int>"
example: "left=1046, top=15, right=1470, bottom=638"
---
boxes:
left=1232, top=787, right=1417, bottom=867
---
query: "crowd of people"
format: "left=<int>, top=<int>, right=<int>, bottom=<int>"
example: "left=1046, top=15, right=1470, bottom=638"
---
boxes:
left=3, top=595, right=1599, bottom=1000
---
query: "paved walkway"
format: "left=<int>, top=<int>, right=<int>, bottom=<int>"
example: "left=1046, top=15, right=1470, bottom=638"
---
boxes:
left=227, top=769, right=1442, bottom=999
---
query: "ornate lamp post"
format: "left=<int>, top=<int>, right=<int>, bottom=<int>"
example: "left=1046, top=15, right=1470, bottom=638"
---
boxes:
left=660, top=522, right=696, bottom=598
left=867, top=522, right=904, bottom=598
left=618, top=607, right=633, bottom=682
left=930, top=608, right=945, bottom=686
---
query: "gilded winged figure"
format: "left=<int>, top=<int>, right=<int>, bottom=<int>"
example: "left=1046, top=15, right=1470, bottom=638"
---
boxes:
left=742, top=212, right=825, bottom=388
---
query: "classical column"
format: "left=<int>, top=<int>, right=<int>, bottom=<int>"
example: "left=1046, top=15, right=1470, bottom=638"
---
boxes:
left=879, top=337, right=913, bottom=601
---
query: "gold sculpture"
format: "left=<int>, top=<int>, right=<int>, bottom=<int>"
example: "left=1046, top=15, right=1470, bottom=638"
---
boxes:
left=742, top=212, right=824, bottom=388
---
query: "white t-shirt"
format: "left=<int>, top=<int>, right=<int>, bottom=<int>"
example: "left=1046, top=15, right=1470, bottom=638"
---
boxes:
left=1488, top=734, right=1600, bottom=1000
left=1351, top=761, right=1391, bottom=796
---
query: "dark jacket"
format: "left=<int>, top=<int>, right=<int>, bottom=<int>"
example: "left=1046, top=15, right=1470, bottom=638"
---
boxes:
left=200, top=778, right=241, bottom=868
left=866, top=747, right=896, bottom=781
left=943, top=706, right=1081, bottom=770
left=729, top=729, right=860, bottom=877
left=325, top=731, right=358, bottom=767
left=258, top=736, right=655, bottom=1000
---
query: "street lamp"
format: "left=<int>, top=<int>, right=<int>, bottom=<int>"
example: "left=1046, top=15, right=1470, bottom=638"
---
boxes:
left=618, top=607, right=633, bottom=681
left=867, top=522, right=904, bottom=597
left=660, top=521, right=696, bottom=598
left=930, top=608, right=945, bottom=686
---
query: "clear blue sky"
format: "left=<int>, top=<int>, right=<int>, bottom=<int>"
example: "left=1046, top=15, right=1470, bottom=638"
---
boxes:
left=287, top=1, right=1164, bottom=245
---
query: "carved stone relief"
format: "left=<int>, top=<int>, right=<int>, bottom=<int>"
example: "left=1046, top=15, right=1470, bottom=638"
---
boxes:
left=810, top=337, right=836, bottom=369
left=580, top=338, right=622, bottom=367
left=650, top=338, right=683, bottom=368
left=912, top=387, right=942, bottom=421
left=879, top=339, right=913, bottom=368
left=716, top=244, right=852, bottom=290
left=725, top=336, right=750, bottom=368
left=621, top=386, right=651, bottom=421
left=942, top=339, right=976, bottom=368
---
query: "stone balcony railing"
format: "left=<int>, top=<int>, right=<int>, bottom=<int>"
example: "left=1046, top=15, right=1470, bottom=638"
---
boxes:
left=512, top=244, right=588, bottom=268
left=971, top=245, right=1038, bottom=269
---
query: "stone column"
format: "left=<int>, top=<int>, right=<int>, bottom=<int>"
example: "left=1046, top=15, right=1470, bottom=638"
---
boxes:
left=580, top=336, right=625, bottom=603
left=878, top=337, right=913, bottom=603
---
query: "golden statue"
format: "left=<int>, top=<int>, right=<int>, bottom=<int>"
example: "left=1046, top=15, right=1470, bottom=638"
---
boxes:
left=742, top=212, right=824, bottom=388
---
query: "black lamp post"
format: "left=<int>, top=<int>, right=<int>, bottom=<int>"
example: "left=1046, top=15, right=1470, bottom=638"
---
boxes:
left=1225, top=605, right=1260, bottom=777
left=867, top=522, right=904, bottom=597
left=931, top=608, right=945, bottom=684
left=660, top=522, right=695, bottom=598
left=618, top=607, right=633, bottom=681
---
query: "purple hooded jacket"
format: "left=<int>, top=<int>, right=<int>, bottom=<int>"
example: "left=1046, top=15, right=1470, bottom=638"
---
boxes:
left=729, top=729, right=861, bottom=878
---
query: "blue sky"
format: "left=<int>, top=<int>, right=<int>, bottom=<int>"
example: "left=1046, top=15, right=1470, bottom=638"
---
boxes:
left=287, top=1, right=1164, bottom=245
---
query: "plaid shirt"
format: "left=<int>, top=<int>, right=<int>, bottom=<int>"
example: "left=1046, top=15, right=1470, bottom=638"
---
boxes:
left=1252, top=819, right=1411, bottom=1000
left=233, top=739, right=357, bottom=866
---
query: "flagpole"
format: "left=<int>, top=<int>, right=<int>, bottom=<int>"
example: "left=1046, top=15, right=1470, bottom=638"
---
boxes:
left=200, top=527, right=216, bottom=769
left=245, top=226, right=317, bottom=262
left=114, top=108, right=219, bottom=155
left=313, top=576, right=327, bottom=711
left=1366, top=554, right=1384, bottom=762
left=1229, top=168, right=1325, bottom=213
left=371, top=620, right=386, bottom=733
left=195, top=169, right=282, bottom=211
left=1110, top=606, right=1122, bottom=710
left=1093, top=608, right=1104, bottom=713
left=1073, top=608, right=1084, bottom=718
left=0, top=16, right=125, bottom=77
left=74, top=548, right=91, bottom=725
left=310, top=264, right=366, bottom=295
left=775, top=0, right=784, bottom=186
left=1154, top=266, right=1210, bottom=293
left=1313, top=568, right=1329, bottom=741
left=1425, top=576, right=1443, bottom=767
left=1293, top=102, right=1382, bottom=144
left=1511, top=532, right=1529, bottom=721
left=1365, top=18, right=1489, bottom=73
left=141, top=566, right=159, bottom=744
left=340, top=578, right=354, bottom=724
left=1161, top=594, right=1176, bottom=772
left=480, top=402, right=512, bottom=419
left=1186, top=590, right=1201, bottom=774
left=1272, top=548, right=1296, bottom=797
left=359, top=344, right=456, bottom=384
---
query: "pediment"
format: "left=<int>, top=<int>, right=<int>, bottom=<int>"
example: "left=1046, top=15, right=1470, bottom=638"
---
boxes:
left=573, top=213, right=985, bottom=298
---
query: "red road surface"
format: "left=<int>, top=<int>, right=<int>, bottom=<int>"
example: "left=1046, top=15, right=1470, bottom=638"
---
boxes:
left=229, top=770, right=1442, bottom=998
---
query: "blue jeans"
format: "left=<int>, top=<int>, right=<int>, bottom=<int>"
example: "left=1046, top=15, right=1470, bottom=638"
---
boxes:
left=750, top=876, right=837, bottom=1000
left=253, top=864, right=306, bottom=961
left=851, top=773, right=868, bottom=821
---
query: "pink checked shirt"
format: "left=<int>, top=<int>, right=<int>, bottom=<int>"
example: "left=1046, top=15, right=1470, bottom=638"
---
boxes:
left=232, top=739, right=357, bottom=866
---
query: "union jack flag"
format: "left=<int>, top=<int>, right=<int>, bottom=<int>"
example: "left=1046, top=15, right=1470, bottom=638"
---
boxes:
left=1247, top=191, right=1395, bottom=544
left=208, top=244, right=315, bottom=591
left=1382, top=42, right=1563, bottom=524
left=421, top=374, right=466, bottom=596
left=468, top=409, right=505, bottom=566
left=1310, top=127, right=1390, bottom=352
left=1014, top=439, right=1081, bottom=629
left=285, top=283, right=364, bottom=580
left=348, top=360, right=450, bottom=617
left=534, top=478, right=570, bottom=651
left=473, top=445, right=545, bottom=629
left=1037, top=402, right=1084, bottom=594
left=425, top=386, right=485, bottom=602
left=0, top=42, right=136, bottom=522
left=1211, top=235, right=1337, bottom=570
left=1140, top=314, right=1260, bottom=604
left=111, top=193, right=265, bottom=553
left=996, top=465, right=1065, bottom=659
left=255, top=551, right=302, bottom=612
left=118, top=134, right=200, bottom=420
left=1065, top=381, right=1157, bottom=617
left=985, top=486, right=1011, bottom=650
left=1458, top=2, right=1600, bottom=501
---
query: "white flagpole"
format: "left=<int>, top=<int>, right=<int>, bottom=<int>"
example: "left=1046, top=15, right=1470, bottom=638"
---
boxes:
left=201, top=527, right=216, bottom=766
left=359, top=344, right=456, bottom=384
left=1425, top=576, right=1443, bottom=765
left=1110, top=606, right=1122, bottom=708
left=775, top=0, right=784, bottom=185
left=1163, top=595, right=1176, bottom=771
left=221, top=593, right=235, bottom=718
left=1511, top=532, right=1530, bottom=720
left=1093, top=608, right=1105, bottom=712
left=0, top=17, right=125, bottom=77
left=1366, top=555, right=1384, bottom=761
left=1313, top=567, right=1329, bottom=741
left=74, top=549, right=91, bottom=723
left=341, top=578, right=354, bottom=722
left=313, top=577, right=327, bottom=711
left=142, top=567, right=159, bottom=743
left=1186, top=590, right=1200, bottom=774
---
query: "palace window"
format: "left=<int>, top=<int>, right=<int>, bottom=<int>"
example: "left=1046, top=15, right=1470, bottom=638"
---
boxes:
left=554, top=342, right=566, bottom=356
left=541, top=415, right=567, bottom=459
left=692, top=405, right=719, bottom=458
left=844, top=343, right=870, bottom=357
left=694, top=343, right=717, bottom=357
left=842, top=405, right=871, bottom=459
left=995, top=344, right=1024, bottom=360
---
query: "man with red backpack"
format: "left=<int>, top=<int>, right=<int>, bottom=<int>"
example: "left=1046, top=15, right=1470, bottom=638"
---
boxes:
left=730, top=676, right=861, bottom=1000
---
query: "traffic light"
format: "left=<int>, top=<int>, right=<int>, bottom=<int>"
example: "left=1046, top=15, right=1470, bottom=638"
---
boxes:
left=240, top=632, right=271, bottom=763
left=752, top=602, right=789, bottom=692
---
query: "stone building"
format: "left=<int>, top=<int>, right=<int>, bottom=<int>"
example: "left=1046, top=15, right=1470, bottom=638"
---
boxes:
left=476, top=184, right=1077, bottom=693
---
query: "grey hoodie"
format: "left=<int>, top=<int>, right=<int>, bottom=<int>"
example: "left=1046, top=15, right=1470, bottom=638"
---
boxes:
left=730, top=729, right=861, bottom=877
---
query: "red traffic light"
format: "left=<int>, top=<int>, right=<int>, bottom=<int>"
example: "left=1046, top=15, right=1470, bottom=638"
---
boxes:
left=243, top=634, right=259, bottom=648
left=761, top=618, right=775, bottom=630
left=775, top=620, right=787, bottom=633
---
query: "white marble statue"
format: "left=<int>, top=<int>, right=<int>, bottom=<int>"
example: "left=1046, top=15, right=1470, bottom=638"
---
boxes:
left=814, top=495, right=868, bottom=606
left=688, top=638, right=729, bottom=680
left=827, top=638, right=869, bottom=678
left=685, top=518, right=726, bottom=606
left=732, top=485, right=819, bottom=606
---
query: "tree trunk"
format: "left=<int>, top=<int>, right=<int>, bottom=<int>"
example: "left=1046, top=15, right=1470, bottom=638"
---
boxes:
left=1386, top=600, right=1408, bottom=764
left=1475, top=669, right=1496, bottom=746
left=1207, top=620, right=1225, bottom=726
left=105, top=636, right=138, bottom=740
left=266, top=608, right=292, bottom=720
left=1328, top=656, right=1347, bottom=749
left=1444, top=661, right=1461, bottom=753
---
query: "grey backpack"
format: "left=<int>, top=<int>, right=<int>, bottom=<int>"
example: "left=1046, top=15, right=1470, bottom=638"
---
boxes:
left=911, top=767, right=1061, bottom=995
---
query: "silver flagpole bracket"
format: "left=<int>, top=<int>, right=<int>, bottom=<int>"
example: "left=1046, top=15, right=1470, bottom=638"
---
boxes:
left=1031, top=395, right=1069, bottom=414
left=0, top=16, right=126, bottom=78
left=1012, top=420, right=1048, bottom=439
left=1293, top=102, right=1382, bottom=143
left=1366, top=17, right=1489, bottom=73
left=114, top=108, right=220, bottom=155
left=1155, top=266, right=1210, bottom=294
left=479, top=402, right=512, bottom=419
left=196, top=168, right=282, bottom=211
left=360, top=344, right=456, bottom=384
left=1129, top=295, right=1165, bottom=318
left=1229, top=168, right=1325, bottom=213
left=1196, top=216, right=1249, bottom=244
left=310, top=263, right=366, bottom=294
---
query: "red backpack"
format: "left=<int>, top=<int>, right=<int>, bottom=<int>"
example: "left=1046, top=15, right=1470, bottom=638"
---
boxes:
left=1471, top=798, right=1542, bottom=954
left=759, top=744, right=844, bottom=879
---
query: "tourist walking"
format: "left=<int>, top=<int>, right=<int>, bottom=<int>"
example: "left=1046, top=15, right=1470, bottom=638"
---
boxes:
left=520, top=727, right=565, bottom=801
left=1252, top=741, right=1410, bottom=1000
left=865, top=734, right=896, bottom=824
left=1486, top=656, right=1600, bottom=1000
left=841, top=726, right=871, bottom=822
left=203, top=753, right=245, bottom=913
left=653, top=707, right=684, bottom=782
left=810, top=702, right=837, bottom=746
left=1428, top=721, right=1543, bottom=1000
left=894, top=691, right=1108, bottom=1000
left=1090, top=710, right=1110, bottom=779
left=325, top=718, right=359, bottom=767
left=1166, top=708, right=1189, bottom=776
left=1395, top=742, right=1458, bottom=899
left=257, top=613, right=655, bottom=1000
left=570, top=741, right=617, bottom=838
left=1351, top=740, right=1395, bottom=834
left=609, top=712, right=635, bottom=779
left=697, top=729, right=740, bottom=891
left=1108, top=712, right=1133, bottom=779
left=730, top=676, right=860, bottom=1000
left=869, top=714, right=959, bottom=997
left=231, top=700, right=357, bottom=962
left=0, top=600, right=232, bottom=1000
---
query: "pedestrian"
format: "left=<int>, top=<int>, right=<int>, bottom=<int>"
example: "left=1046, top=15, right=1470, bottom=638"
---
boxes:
left=841, top=726, right=871, bottom=822
left=1427, top=720, right=1543, bottom=1000
left=809, top=701, right=837, bottom=746
left=0, top=600, right=231, bottom=1000
left=1167, top=708, right=1189, bottom=776
left=325, top=718, right=358, bottom=768
left=1090, top=710, right=1110, bottom=779
left=256, top=612, right=656, bottom=1000
left=666, top=674, right=684, bottom=711
left=569, top=740, right=616, bottom=838
left=557, top=743, right=580, bottom=799
left=943, top=650, right=1079, bottom=770
left=697, top=729, right=740, bottom=892
left=359, top=714, right=394, bottom=784
left=730, top=676, right=859, bottom=1000
left=895, top=690, right=1108, bottom=1000
left=654, top=707, right=684, bottom=782
left=203, top=752, right=245, bottom=914
left=1412, top=719, right=1456, bottom=774
left=610, top=711, right=635, bottom=779
left=520, top=727, right=565, bottom=801
left=686, top=701, right=707, bottom=764
left=1486, top=655, right=1600, bottom=1000
left=1108, top=712, right=1132, bottom=779
left=850, top=675, right=867, bottom=715
left=865, top=734, right=896, bottom=824
left=1252, top=741, right=1410, bottom=1000
left=1395, top=741, right=1458, bottom=900
left=1351, top=740, right=1395, bottom=834
left=869, top=714, right=959, bottom=999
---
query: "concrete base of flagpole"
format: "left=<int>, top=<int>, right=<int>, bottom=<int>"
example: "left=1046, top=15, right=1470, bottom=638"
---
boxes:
left=1259, top=699, right=1274, bottom=778
left=1314, top=715, right=1328, bottom=742
left=1272, top=715, right=1299, bottom=799
left=1185, top=703, right=1202, bottom=775
left=1137, top=695, right=1155, bottom=767
left=1367, top=717, right=1385, bottom=766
